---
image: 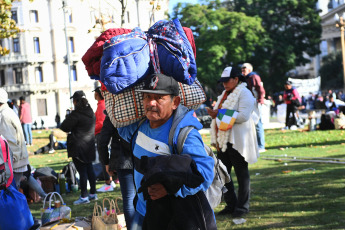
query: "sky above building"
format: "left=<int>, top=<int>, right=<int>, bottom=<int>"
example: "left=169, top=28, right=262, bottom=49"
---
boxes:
left=169, top=0, right=199, bottom=15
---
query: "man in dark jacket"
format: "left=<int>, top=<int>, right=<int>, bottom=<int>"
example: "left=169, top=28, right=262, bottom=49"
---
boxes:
left=242, top=63, right=266, bottom=153
left=98, top=113, right=135, bottom=229
left=283, top=81, right=301, bottom=129
left=60, top=90, right=97, bottom=205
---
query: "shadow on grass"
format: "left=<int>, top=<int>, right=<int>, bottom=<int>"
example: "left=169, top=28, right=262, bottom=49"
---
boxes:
left=241, top=162, right=345, bottom=229
left=266, top=139, right=345, bottom=150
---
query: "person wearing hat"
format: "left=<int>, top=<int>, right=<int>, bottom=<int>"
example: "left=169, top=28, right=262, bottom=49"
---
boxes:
left=0, top=88, right=30, bottom=189
left=93, top=87, right=116, bottom=192
left=118, top=73, right=216, bottom=230
left=60, top=90, right=98, bottom=205
left=241, top=63, right=266, bottom=153
left=283, top=80, right=301, bottom=129
left=207, top=66, right=259, bottom=218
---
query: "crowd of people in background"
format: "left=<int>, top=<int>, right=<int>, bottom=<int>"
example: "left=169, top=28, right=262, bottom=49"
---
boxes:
left=270, top=89, right=345, bottom=116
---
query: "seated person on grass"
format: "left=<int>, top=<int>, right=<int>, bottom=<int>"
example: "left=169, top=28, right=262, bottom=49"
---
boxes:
left=34, top=131, right=67, bottom=155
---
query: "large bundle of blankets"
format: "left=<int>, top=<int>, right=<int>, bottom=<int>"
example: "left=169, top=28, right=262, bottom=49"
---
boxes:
left=82, top=19, right=206, bottom=127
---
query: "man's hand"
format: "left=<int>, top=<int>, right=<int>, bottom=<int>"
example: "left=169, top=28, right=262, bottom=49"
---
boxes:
left=105, top=165, right=114, bottom=177
left=148, top=183, right=168, bottom=200
left=206, top=107, right=218, bottom=119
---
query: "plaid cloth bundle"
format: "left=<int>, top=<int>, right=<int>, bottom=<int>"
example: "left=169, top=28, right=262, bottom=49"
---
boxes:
left=104, top=79, right=206, bottom=128
left=216, top=109, right=238, bottom=131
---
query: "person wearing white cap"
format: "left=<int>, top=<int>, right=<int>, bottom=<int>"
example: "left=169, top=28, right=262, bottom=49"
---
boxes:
left=0, top=88, right=30, bottom=189
left=207, top=66, right=259, bottom=218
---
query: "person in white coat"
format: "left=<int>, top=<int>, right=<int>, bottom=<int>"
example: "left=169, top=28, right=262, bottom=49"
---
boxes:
left=0, top=88, right=30, bottom=188
left=206, top=66, right=259, bottom=218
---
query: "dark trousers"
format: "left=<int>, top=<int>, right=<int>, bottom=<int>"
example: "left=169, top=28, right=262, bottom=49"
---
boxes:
left=285, top=103, right=297, bottom=127
left=72, top=157, right=96, bottom=198
left=95, top=134, right=110, bottom=182
left=218, top=143, right=250, bottom=213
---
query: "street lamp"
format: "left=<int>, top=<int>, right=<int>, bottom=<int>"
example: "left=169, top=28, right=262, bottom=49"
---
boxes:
left=334, top=12, right=345, bottom=91
left=62, top=0, right=73, bottom=108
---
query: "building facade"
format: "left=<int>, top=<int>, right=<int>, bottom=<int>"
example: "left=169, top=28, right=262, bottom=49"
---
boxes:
left=0, top=0, right=168, bottom=127
left=290, top=1, right=344, bottom=80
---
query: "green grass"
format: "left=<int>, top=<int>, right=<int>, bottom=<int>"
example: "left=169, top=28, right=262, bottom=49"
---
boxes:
left=29, top=129, right=345, bottom=229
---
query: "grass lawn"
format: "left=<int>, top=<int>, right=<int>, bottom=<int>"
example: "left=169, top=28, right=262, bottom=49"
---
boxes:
left=28, top=128, right=345, bottom=229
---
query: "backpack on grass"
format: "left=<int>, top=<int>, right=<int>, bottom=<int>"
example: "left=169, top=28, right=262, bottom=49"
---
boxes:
left=62, top=162, right=79, bottom=190
left=0, top=136, right=13, bottom=190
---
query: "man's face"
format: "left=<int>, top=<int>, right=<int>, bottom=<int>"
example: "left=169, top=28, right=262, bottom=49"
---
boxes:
left=143, top=93, right=180, bottom=128
left=285, top=84, right=292, bottom=90
left=241, top=66, right=250, bottom=76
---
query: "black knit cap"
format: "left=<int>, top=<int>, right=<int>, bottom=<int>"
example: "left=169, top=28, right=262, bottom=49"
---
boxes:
left=70, top=90, right=86, bottom=99
left=136, top=73, right=179, bottom=96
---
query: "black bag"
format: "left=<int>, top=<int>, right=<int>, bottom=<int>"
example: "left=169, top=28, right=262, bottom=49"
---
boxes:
left=319, top=114, right=335, bottom=130
left=33, top=167, right=58, bottom=180
left=62, top=162, right=79, bottom=189
left=292, top=98, right=300, bottom=107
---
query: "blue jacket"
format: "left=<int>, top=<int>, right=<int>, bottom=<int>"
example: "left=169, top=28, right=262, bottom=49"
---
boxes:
left=118, top=105, right=214, bottom=216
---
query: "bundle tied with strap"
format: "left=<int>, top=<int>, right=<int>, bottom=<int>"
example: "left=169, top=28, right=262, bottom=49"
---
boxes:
left=83, top=19, right=206, bottom=128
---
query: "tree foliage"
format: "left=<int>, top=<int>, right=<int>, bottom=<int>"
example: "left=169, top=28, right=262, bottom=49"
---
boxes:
left=0, top=0, right=22, bottom=55
left=172, top=1, right=266, bottom=87
left=318, top=51, right=344, bottom=90
left=232, top=0, right=322, bottom=92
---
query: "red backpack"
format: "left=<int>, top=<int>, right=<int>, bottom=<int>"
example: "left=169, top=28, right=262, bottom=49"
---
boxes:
left=0, top=136, right=13, bottom=189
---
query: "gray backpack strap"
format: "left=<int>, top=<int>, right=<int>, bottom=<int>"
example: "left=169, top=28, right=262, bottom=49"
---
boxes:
left=176, top=126, right=194, bottom=155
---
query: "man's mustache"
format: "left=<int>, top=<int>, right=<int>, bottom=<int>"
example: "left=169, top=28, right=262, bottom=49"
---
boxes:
left=146, top=107, right=158, bottom=112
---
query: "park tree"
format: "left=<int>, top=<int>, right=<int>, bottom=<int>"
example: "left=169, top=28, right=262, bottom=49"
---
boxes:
left=0, top=0, right=21, bottom=55
left=172, top=2, right=266, bottom=88
left=318, top=51, right=343, bottom=90
left=232, top=0, right=322, bottom=92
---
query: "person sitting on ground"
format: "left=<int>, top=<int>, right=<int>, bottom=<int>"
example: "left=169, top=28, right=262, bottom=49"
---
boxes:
left=325, top=95, right=339, bottom=113
left=34, top=131, right=67, bottom=155
left=20, top=164, right=47, bottom=200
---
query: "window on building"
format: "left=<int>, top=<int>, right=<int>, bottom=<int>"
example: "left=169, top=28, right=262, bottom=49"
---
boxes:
left=71, top=65, right=77, bottom=81
left=90, top=11, right=96, bottom=25
left=0, top=39, right=3, bottom=56
left=68, top=11, right=73, bottom=23
left=37, top=99, right=47, bottom=116
left=127, top=11, right=130, bottom=23
left=11, top=10, right=18, bottom=23
left=69, top=37, right=75, bottom=53
left=33, top=37, right=40, bottom=53
left=35, top=67, right=43, bottom=82
left=0, top=70, right=5, bottom=86
left=30, top=10, right=39, bottom=23
left=13, top=68, right=23, bottom=84
left=13, top=38, right=20, bottom=53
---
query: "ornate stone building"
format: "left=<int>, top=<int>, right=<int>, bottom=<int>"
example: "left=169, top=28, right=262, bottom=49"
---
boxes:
left=0, top=0, right=168, bottom=127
